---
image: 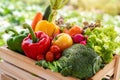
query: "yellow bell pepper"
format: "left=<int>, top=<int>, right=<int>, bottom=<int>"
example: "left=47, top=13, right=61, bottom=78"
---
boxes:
left=35, top=20, right=60, bottom=37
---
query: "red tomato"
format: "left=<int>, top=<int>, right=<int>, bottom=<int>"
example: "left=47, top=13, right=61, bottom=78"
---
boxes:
left=54, top=52, right=61, bottom=60
left=50, top=45, right=61, bottom=53
left=68, top=26, right=83, bottom=36
left=45, top=51, right=54, bottom=62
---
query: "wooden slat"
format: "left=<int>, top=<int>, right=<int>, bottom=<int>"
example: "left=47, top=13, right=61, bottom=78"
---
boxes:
left=0, top=47, right=77, bottom=80
left=0, top=61, right=43, bottom=80
left=113, top=55, right=120, bottom=80
left=90, top=57, right=116, bottom=80
left=1, top=74, right=14, bottom=80
left=102, top=68, right=114, bottom=80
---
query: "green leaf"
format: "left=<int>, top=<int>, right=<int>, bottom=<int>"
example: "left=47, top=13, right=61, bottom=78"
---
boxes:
left=85, top=26, right=120, bottom=63
left=0, top=39, right=5, bottom=46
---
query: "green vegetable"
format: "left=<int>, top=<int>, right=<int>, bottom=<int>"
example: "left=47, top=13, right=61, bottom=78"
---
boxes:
left=43, top=5, right=52, bottom=21
left=36, top=44, right=102, bottom=79
left=61, top=44, right=102, bottom=79
left=85, top=26, right=120, bottom=63
left=5, top=28, right=28, bottom=54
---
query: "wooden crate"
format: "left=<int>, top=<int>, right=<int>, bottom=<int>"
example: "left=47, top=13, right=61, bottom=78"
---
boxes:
left=0, top=46, right=120, bottom=80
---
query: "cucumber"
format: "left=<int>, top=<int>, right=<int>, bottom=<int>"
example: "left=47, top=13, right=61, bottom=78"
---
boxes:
left=43, top=5, right=52, bottom=21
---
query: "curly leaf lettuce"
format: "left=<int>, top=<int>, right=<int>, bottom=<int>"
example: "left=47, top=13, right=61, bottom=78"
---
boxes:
left=85, top=26, right=120, bottom=63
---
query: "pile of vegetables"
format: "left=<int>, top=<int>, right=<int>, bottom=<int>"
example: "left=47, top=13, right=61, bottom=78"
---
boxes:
left=36, top=44, right=102, bottom=79
left=3, top=0, right=120, bottom=80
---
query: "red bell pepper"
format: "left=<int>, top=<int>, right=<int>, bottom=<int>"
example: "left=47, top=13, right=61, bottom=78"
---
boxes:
left=22, top=23, right=51, bottom=60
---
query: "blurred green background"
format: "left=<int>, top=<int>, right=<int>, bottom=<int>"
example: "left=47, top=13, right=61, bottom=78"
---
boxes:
left=0, top=0, right=120, bottom=46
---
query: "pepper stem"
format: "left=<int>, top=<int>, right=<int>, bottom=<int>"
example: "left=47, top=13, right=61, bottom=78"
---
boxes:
left=23, top=23, right=37, bottom=43
left=5, top=28, right=19, bottom=36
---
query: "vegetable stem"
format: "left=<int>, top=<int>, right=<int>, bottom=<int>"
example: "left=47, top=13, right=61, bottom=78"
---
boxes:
left=48, top=10, right=57, bottom=22
left=5, top=28, right=19, bottom=36
left=23, top=23, right=37, bottom=43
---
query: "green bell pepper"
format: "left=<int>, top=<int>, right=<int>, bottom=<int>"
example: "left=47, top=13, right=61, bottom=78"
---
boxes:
left=5, top=28, right=28, bottom=54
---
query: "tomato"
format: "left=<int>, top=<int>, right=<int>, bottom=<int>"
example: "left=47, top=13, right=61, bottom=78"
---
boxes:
left=52, top=33, right=73, bottom=50
left=50, top=45, right=62, bottom=60
left=68, top=25, right=83, bottom=36
left=45, top=51, right=54, bottom=62
left=62, top=28, right=69, bottom=33
left=50, top=45, right=61, bottom=53
left=54, top=52, right=61, bottom=60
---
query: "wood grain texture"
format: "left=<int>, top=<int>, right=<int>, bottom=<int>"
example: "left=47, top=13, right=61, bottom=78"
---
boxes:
left=0, top=61, right=42, bottom=80
left=0, top=47, right=77, bottom=80
left=0, top=74, right=14, bottom=80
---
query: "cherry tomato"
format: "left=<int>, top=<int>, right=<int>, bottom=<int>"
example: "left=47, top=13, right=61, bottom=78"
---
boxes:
left=45, top=51, right=54, bottom=62
left=50, top=45, right=61, bottom=53
left=54, top=52, right=61, bottom=60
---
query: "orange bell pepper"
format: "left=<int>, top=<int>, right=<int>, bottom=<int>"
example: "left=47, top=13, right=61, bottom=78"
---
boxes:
left=34, top=20, right=60, bottom=37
